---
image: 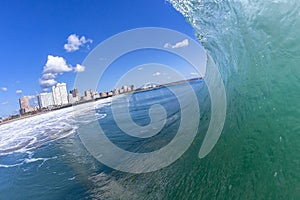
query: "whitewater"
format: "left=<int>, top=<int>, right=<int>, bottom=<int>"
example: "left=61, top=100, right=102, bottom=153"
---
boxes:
left=0, top=0, right=299, bottom=199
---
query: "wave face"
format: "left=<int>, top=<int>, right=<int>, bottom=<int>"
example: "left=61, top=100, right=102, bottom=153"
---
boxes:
left=167, top=0, right=300, bottom=199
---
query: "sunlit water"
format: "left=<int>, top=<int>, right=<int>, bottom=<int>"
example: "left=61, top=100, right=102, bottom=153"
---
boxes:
left=169, top=0, right=300, bottom=199
left=0, top=80, right=209, bottom=199
left=1, top=0, right=300, bottom=199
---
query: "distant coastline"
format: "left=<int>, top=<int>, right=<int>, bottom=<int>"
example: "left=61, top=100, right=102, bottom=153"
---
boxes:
left=0, top=77, right=203, bottom=126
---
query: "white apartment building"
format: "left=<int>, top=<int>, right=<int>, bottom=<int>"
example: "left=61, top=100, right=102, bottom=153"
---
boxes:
left=52, top=83, right=69, bottom=106
left=38, top=92, right=54, bottom=109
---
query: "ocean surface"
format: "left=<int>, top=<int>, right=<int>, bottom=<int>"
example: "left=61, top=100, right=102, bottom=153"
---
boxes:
left=0, top=80, right=210, bottom=199
left=1, top=0, right=300, bottom=199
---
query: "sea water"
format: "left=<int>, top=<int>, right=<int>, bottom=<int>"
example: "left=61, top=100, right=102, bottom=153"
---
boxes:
left=1, top=0, right=300, bottom=199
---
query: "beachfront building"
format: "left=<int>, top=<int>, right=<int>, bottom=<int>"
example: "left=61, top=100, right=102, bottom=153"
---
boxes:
left=70, top=88, right=81, bottom=102
left=83, top=90, right=96, bottom=100
left=121, top=85, right=128, bottom=93
left=107, top=91, right=113, bottom=96
left=19, top=96, right=30, bottom=114
left=130, top=85, right=135, bottom=91
left=68, top=94, right=74, bottom=104
left=37, top=92, right=54, bottom=109
left=113, top=88, right=119, bottom=95
left=19, top=96, right=36, bottom=114
left=52, top=83, right=69, bottom=106
left=84, top=90, right=92, bottom=101
left=93, top=93, right=100, bottom=99
left=100, top=92, right=107, bottom=98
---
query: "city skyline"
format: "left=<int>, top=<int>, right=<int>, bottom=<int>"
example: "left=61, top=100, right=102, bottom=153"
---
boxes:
left=16, top=82, right=138, bottom=117
left=0, top=0, right=204, bottom=117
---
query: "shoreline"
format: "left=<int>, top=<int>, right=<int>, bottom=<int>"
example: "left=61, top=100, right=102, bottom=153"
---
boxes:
left=0, top=77, right=203, bottom=126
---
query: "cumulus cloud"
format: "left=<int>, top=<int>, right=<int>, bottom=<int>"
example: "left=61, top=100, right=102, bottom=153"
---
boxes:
left=39, top=78, right=57, bottom=89
left=39, top=55, right=73, bottom=90
left=152, top=72, right=161, bottom=76
left=39, top=55, right=87, bottom=90
left=164, top=39, right=189, bottom=49
left=16, top=90, right=22, bottom=94
left=1, top=87, right=7, bottom=92
left=74, top=64, right=86, bottom=73
left=41, top=73, right=56, bottom=80
left=43, top=55, right=72, bottom=74
left=64, top=34, right=93, bottom=52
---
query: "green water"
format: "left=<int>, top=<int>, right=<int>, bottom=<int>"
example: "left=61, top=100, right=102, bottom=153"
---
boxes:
left=109, top=0, right=300, bottom=199
left=0, top=1, right=299, bottom=199
left=161, top=0, right=300, bottom=198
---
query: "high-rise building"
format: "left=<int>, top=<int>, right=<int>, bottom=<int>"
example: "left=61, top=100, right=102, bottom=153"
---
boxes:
left=70, top=88, right=81, bottom=99
left=19, top=96, right=30, bottom=114
left=37, top=92, right=54, bottom=109
left=84, top=90, right=92, bottom=100
left=84, top=90, right=96, bottom=100
left=122, top=85, right=128, bottom=93
left=68, top=93, right=74, bottom=104
left=52, top=86, right=61, bottom=105
left=52, top=83, right=69, bottom=106
left=130, top=85, right=135, bottom=91
left=19, top=96, right=36, bottom=114
left=69, top=88, right=80, bottom=102
left=113, top=88, right=119, bottom=95
left=90, top=90, right=96, bottom=99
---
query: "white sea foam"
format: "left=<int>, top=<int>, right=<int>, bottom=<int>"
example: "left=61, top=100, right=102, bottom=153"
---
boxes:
left=0, top=156, right=58, bottom=168
left=0, top=99, right=111, bottom=156
left=0, top=163, right=23, bottom=168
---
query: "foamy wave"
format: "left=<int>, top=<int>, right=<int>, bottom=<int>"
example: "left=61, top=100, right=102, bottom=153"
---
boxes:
left=0, top=99, right=111, bottom=156
left=0, top=163, right=23, bottom=168
left=0, top=155, right=58, bottom=168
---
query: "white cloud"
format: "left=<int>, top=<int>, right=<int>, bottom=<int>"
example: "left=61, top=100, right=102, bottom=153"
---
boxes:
left=1, top=87, right=7, bottom=92
left=16, top=90, right=22, bottom=94
left=64, top=34, right=93, bottom=52
left=1, top=101, right=8, bottom=105
left=39, top=55, right=73, bottom=89
left=164, top=43, right=171, bottom=48
left=74, top=64, right=86, bottom=73
left=41, top=73, right=56, bottom=80
left=39, top=55, right=87, bottom=90
left=39, top=78, right=57, bottom=88
left=43, top=55, right=72, bottom=74
left=164, top=39, right=189, bottom=49
left=152, top=72, right=161, bottom=76
left=138, top=67, right=143, bottom=71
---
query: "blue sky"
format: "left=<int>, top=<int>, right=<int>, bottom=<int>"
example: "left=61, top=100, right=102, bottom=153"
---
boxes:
left=0, top=0, right=203, bottom=117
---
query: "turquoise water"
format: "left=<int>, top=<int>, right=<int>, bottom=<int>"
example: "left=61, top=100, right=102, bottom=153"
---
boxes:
left=169, top=0, right=300, bottom=198
left=1, top=0, right=300, bottom=199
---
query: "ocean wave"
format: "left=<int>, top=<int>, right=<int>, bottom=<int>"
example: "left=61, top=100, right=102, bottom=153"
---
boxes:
left=0, top=100, right=111, bottom=156
left=0, top=151, right=58, bottom=168
left=167, top=0, right=300, bottom=198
